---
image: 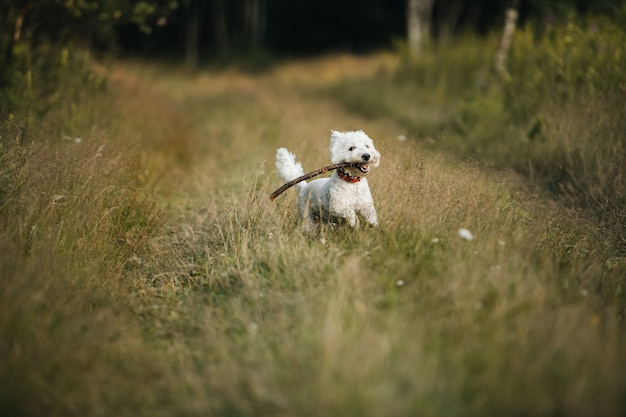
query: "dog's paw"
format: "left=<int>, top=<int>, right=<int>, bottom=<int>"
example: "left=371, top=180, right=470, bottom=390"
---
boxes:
left=346, top=210, right=358, bottom=228
left=364, top=210, right=378, bottom=227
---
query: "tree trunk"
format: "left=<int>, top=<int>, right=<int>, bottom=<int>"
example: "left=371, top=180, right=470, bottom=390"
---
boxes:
left=213, top=0, right=230, bottom=56
left=3, top=3, right=30, bottom=61
left=185, top=0, right=200, bottom=68
left=495, top=1, right=520, bottom=76
left=244, top=0, right=266, bottom=50
left=407, top=0, right=434, bottom=57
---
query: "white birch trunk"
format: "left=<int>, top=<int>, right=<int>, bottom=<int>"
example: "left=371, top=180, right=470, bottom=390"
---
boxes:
left=407, top=0, right=434, bottom=57
left=495, top=5, right=519, bottom=76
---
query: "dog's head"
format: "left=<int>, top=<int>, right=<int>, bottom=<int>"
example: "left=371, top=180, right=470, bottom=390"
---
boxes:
left=329, top=130, right=380, bottom=178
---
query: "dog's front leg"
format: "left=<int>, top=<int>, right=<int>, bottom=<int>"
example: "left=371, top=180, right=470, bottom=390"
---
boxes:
left=344, top=209, right=358, bottom=228
left=332, top=207, right=359, bottom=227
left=361, top=204, right=378, bottom=227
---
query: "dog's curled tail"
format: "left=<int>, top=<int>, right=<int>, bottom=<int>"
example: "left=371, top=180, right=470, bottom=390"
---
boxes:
left=275, top=148, right=307, bottom=190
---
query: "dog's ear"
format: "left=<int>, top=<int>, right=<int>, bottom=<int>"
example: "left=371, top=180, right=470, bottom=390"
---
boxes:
left=373, top=151, right=381, bottom=168
left=329, top=131, right=344, bottom=164
left=371, top=143, right=381, bottom=168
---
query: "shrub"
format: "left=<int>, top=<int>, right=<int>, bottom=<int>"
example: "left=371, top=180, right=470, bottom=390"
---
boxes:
left=505, top=15, right=626, bottom=253
left=328, top=10, right=626, bottom=255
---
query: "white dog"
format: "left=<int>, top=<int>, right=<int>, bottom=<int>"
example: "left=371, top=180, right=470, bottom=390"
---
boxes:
left=275, top=130, right=380, bottom=229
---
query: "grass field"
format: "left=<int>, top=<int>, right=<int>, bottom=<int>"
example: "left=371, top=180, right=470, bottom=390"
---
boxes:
left=1, top=52, right=625, bottom=416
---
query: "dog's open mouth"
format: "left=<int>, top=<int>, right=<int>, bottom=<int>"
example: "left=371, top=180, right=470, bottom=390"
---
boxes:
left=357, top=163, right=370, bottom=173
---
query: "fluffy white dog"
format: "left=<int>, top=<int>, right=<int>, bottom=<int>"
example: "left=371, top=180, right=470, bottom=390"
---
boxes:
left=275, top=130, right=380, bottom=229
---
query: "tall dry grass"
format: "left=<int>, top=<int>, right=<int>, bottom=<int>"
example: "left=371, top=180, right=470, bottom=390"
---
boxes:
left=329, top=15, right=626, bottom=260
left=157, top=142, right=624, bottom=416
left=0, top=63, right=198, bottom=415
left=1, top=56, right=625, bottom=416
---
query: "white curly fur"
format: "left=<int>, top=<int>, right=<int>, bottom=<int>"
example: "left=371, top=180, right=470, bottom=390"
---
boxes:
left=275, top=130, right=380, bottom=230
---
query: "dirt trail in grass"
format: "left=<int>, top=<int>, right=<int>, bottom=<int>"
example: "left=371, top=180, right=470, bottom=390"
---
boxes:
left=107, top=54, right=406, bottom=195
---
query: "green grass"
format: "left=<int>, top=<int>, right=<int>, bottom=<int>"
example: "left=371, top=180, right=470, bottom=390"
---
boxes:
left=1, top=47, right=625, bottom=417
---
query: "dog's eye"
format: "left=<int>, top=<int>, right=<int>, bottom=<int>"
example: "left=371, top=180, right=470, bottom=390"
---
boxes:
left=348, top=146, right=355, bottom=151
left=366, top=145, right=370, bottom=149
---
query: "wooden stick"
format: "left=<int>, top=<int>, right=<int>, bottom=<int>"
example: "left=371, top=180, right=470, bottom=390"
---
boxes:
left=270, top=162, right=352, bottom=201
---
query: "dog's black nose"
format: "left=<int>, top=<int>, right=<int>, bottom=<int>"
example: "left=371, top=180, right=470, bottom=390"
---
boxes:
left=362, top=153, right=371, bottom=161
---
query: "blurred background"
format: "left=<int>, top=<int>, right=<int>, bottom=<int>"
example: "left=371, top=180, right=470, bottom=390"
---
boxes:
left=2, top=0, right=625, bottom=67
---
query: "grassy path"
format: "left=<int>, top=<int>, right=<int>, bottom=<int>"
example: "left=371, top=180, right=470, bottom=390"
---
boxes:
left=121, top=56, right=624, bottom=415
left=2, top=55, right=625, bottom=416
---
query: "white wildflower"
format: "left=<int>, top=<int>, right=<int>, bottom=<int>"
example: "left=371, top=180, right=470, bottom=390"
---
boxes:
left=458, top=228, right=474, bottom=241
left=63, top=136, right=82, bottom=143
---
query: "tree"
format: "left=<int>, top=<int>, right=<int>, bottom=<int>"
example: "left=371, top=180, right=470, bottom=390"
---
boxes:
left=243, top=0, right=266, bottom=50
left=494, top=0, right=520, bottom=76
left=185, top=0, right=202, bottom=68
left=0, top=0, right=180, bottom=112
left=407, top=0, right=434, bottom=56
left=212, top=0, right=230, bottom=56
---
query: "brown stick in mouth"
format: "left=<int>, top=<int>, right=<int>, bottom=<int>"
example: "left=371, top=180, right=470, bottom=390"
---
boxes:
left=269, top=162, right=353, bottom=201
